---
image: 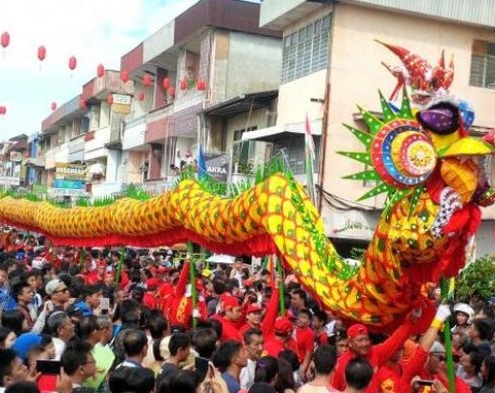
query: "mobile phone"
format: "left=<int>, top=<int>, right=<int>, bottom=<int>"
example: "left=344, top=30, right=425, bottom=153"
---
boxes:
left=195, top=357, right=210, bottom=381
left=416, top=380, right=434, bottom=386
left=101, top=297, right=110, bottom=311
left=36, top=360, right=61, bottom=375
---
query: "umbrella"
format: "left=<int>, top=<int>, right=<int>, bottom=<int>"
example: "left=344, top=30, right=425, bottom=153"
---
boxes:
left=206, top=254, right=235, bottom=264
left=87, top=162, right=106, bottom=175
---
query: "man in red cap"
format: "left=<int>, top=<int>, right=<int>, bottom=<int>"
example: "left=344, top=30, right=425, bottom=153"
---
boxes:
left=331, top=310, right=425, bottom=393
left=263, top=317, right=296, bottom=357
left=85, top=259, right=107, bottom=285
left=143, top=278, right=159, bottom=309
left=239, top=303, right=263, bottom=335
left=218, top=296, right=244, bottom=343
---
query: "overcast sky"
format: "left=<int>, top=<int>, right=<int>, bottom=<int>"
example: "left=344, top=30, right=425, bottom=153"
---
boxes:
left=0, top=0, right=201, bottom=140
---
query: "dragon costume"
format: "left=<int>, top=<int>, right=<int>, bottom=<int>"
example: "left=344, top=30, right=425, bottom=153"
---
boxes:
left=1, top=43, right=494, bottom=331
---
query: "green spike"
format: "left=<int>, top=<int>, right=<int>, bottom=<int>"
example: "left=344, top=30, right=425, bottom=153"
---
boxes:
left=337, top=151, right=372, bottom=166
left=357, top=106, right=383, bottom=135
left=398, top=87, right=414, bottom=119
left=343, top=170, right=381, bottom=181
left=357, top=182, right=390, bottom=201
left=383, top=188, right=412, bottom=215
left=408, top=185, right=425, bottom=218
left=343, top=124, right=374, bottom=148
left=379, top=90, right=397, bottom=123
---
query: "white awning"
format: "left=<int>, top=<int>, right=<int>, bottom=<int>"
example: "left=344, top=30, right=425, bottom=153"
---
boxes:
left=241, top=119, right=322, bottom=141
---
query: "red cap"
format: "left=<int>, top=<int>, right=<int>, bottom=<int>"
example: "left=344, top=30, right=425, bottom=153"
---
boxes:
left=274, top=317, right=293, bottom=335
left=247, top=303, right=263, bottom=314
left=244, top=279, right=253, bottom=287
left=223, top=296, right=240, bottom=310
left=146, top=278, right=159, bottom=290
left=347, top=323, right=369, bottom=339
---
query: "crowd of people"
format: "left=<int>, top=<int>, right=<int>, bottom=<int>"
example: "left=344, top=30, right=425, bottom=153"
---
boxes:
left=0, top=230, right=494, bottom=393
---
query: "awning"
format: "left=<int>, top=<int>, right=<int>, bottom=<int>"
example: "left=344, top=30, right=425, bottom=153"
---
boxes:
left=241, top=119, right=322, bottom=142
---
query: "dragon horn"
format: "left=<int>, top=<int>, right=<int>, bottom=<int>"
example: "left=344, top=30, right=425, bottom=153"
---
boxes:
left=449, top=54, right=455, bottom=69
left=375, top=39, right=410, bottom=59
left=438, top=50, right=445, bottom=68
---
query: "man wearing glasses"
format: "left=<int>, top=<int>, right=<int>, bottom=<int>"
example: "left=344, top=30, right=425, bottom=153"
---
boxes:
left=45, top=279, right=71, bottom=314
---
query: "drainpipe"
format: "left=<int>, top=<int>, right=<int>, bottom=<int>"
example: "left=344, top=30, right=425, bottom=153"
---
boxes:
left=317, top=81, right=330, bottom=214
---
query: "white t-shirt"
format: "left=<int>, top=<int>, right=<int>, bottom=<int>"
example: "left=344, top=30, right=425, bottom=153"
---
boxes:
left=240, top=358, right=256, bottom=390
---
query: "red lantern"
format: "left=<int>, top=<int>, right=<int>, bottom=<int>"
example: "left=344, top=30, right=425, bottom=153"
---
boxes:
left=162, top=78, right=170, bottom=90
left=142, top=74, right=151, bottom=87
left=107, top=94, right=114, bottom=105
left=0, top=106, right=7, bottom=115
left=50, top=102, right=57, bottom=111
left=37, top=45, right=46, bottom=61
left=68, top=56, right=77, bottom=71
left=120, top=70, right=129, bottom=83
left=137, top=91, right=145, bottom=101
left=1, top=32, right=9, bottom=49
left=79, top=99, right=86, bottom=109
left=96, top=63, right=105, bottom=78
left=196, top=80, right=207, bottom=90
left=179, top=79, right=187, bottom=90
left=168, top=87, right=176, bottom=97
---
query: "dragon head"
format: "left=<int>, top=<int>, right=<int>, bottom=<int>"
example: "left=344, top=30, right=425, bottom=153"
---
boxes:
left=416, top=97, right=495, bottom=207
left=339, top=88, right=495, bottom=284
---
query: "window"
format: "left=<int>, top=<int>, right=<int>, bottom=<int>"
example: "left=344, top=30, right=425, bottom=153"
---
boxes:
left=470, top=40, right=495, bottom=89
left=281, top=14, right=331, bottom=83
left=232, top=127, right=257, bottom=174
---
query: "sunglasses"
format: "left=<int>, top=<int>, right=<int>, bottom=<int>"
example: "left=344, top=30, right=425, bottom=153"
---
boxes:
left=431, top=353, right=446, bottom=362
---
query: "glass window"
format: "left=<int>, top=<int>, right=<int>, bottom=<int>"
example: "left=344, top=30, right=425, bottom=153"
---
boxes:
left=469, top=40, right=495, bottom=89
left=281, top=14, right=331, bottom=83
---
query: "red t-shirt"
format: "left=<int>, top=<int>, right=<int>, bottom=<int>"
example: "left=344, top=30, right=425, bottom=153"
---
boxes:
left=376, top=363, right=403, bottom=393
left=143, top=292, right=157, bottom=309
left=219, top=316, right=243, bottom=343
left=263, top=336, right=297, bottom=357
left=293, top=326, right=315, bottom=363
left=331, top=321, right=414, bottom=393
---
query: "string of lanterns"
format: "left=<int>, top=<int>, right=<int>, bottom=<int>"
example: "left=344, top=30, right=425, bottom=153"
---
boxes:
left=0, top=30, right=209, bottom=114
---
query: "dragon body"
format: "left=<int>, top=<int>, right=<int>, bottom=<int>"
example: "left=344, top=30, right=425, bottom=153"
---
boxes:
left=1, top=44, right=494, bottom=330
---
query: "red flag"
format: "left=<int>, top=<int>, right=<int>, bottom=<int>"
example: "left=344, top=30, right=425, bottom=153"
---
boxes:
left=305, top=113, right=316, bottom=161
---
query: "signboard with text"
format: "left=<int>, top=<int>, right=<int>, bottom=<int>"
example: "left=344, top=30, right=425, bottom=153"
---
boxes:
left=205, top=153, right=229, bottom=182
left=55, top=163, right=86, bottom=181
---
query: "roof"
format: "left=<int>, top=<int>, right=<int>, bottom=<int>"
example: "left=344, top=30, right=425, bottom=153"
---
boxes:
left=201, top=90, right=278, bottom=118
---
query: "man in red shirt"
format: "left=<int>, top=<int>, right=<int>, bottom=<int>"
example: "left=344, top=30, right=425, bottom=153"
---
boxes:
left=264, top=317, right=296, bottom=357
left=143, top=278, right=159, bottom=309
left=331, top=310, right=420, bottom=393
left=293, top=308, right=315, bottom=382
left=219, top=297, right=244, bottom=343
left=240, top=303, right=263, bottom=335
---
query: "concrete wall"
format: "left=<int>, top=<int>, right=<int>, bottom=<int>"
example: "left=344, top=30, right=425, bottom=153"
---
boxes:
left=277, top=69, right=326, bottom=126
left=211, top=30, right=282, bottom=104
left=225, top=32, right=282, bottom=99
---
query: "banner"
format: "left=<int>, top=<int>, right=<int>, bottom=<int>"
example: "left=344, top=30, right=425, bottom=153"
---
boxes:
left=204, top=153, right=229, bottom=182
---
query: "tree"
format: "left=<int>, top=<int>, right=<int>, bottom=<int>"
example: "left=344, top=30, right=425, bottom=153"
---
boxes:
left=455, top=255, right=495, bottom=301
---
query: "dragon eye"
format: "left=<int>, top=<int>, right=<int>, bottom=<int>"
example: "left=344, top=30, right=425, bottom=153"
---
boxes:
left=416, top=102, right=459, bottom=135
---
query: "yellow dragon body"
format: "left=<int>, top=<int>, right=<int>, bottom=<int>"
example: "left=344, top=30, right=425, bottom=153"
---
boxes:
left=1, top=45, right=494, bottom=331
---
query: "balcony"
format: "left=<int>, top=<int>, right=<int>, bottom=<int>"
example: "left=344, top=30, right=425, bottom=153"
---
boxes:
left=123, top=115, right=146, bottom=150
left=90, top=182, right=124, bottom=199
left=85, top=126, right=110, bottom=161
left=68, top=135, right=85, bottom=162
